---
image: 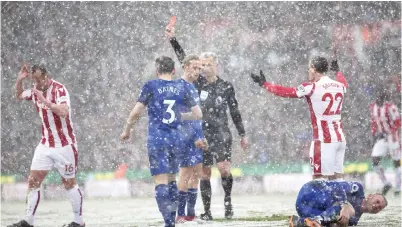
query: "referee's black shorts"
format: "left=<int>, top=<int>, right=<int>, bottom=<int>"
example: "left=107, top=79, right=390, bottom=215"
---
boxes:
left=203, top=129, right=233, bottom=166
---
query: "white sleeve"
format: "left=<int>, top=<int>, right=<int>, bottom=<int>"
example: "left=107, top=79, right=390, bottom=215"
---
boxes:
left=56, top=87, right=70, bottom=106
left=388, top=104, right=400, bottom=121
left=296, top=83, right=314, bottom=98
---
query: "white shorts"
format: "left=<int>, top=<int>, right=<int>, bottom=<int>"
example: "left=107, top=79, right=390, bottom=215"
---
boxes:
left=309, top=140, right=346, bottom=176
left=371, top=136, right=401, bottom=161
left=31, top=143, right=78, bottom=179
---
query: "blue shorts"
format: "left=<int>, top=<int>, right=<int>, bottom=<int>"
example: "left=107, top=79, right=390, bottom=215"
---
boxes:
left=178, top=141, right=203, bottom=168
left=147, top=142, right=179, bottom=176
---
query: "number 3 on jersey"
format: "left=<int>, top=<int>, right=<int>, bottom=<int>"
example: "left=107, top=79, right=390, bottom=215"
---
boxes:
left=162, top=100, right=176, bottom=124
left=322, top=92, right=343, bottom=115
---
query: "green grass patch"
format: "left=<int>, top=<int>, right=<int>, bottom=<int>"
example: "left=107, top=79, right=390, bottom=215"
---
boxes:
left=213, top=214, right=289, bottom=222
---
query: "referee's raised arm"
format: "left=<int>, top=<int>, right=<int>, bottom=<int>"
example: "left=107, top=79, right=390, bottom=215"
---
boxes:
left=165, top=25, right=186, bottom=66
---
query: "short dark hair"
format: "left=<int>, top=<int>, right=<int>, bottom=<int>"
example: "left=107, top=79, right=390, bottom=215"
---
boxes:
left=31, top=64, right=48, bottom=75
left=183, top=54, right=199, bottom=67
left=155, top=56, right=175, bottom=74
left=310, top=56, right=328, bottom=73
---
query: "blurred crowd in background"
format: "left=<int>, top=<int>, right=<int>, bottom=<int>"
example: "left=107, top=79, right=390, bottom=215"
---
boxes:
left=1, top=2, right=400, bottom=175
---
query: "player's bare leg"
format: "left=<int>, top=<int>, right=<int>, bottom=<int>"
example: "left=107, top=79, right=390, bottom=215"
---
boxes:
left=185, top=163, right=202, bottom=221
left=200, top=166, right=213, bottom=220
left=217, top=160, right=234, bottom=219
left=7, top=170, right=48, bottom=227
left=61, top=177, right=84, bottom=227
left=176, top=167, right=193, bottom=223
left=372, top=156, right=392, bottom=195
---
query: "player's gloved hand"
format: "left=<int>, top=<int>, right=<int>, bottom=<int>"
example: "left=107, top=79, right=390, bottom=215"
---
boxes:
left=330, top=59, right=340, bottom=72
left=250, top=70, right=266, bottom=87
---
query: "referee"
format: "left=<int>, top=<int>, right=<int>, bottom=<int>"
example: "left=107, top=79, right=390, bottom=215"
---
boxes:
left=166, top=26, right=248, bottom=220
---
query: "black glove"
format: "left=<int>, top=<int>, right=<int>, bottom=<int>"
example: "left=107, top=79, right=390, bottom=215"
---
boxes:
left=251, top=70, right=267, bottom=87
left=330, top=59, right=340, bottom=72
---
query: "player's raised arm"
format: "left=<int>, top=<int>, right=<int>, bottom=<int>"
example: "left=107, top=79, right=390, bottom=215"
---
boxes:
left=250, top=70, right=299, bottom=98
left=15, top=64, right=31, bottom=100
left=165, top=21, right=186, bottom=66
left=330, top=58, right=348, bottom=89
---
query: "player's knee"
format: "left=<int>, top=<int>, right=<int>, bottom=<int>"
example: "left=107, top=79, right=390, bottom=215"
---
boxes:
left=219, top=168, right=230, bottom=177
left=393, top=160, right=401, bottom=168
left=27, top=175, right=42, bottom=188
left=62, top=178, right=77, bottom=190
left=179, top=169, right=192, bottom=182
left=201, top=170, right=211, bottom=180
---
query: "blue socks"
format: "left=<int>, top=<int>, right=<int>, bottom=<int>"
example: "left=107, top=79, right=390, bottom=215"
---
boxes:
left=155, top=184, right=173, bottom=226
left=187, top=188, right=198, bottom=217
left=168, top=181, right=179, bottom=221
left=177, top=191, right=188, bottom=216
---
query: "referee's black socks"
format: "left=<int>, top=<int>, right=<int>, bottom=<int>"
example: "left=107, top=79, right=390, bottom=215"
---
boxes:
left=221, top=174, right=233, bottom=205
left=200, top=179, right=212, bottom=212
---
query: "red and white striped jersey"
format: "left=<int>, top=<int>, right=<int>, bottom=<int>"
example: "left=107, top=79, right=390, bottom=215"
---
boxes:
left=296, top=76, right=346, bottom=143
left=22, top=80, right=76, bottom=148
left=370, top=101, right=401, bottom=142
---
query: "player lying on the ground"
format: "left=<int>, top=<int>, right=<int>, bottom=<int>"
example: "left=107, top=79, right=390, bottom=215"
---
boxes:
left=370, top=87, right=401, bottom=196
left=251, top=57, right=347, bottom=181
left=120, top=56, right=202, bottom=227
left=289, top=180, right=387, bottom=227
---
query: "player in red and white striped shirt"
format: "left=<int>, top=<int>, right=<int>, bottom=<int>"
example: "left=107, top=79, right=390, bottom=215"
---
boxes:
left=9, top=65, right=84, bottom=227
left=251, top=57, right=347, bottom=180
left=370, top=89, right=401, bottom=196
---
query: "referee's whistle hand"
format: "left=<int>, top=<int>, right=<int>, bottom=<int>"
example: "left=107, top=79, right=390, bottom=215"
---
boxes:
left=240, top=137, right=249, bottom=150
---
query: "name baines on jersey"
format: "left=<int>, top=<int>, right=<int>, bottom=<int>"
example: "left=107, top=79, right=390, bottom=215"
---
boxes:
left=296, top=76, right=347, bottom=143
left=137, top=79, right=198, bottom=144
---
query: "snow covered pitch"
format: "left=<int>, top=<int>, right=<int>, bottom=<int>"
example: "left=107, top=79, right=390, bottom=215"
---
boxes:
left=2, top=194, right=400, bottom=227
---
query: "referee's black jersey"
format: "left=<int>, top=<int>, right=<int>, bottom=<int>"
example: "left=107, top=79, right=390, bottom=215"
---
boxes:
left=170, top=37, right=246, bottom=137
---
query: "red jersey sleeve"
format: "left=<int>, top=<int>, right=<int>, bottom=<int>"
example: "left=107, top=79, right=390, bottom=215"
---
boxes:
left=262, top=82, right=298, bottom=98
left=336, top=71, right=348, bottom=88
